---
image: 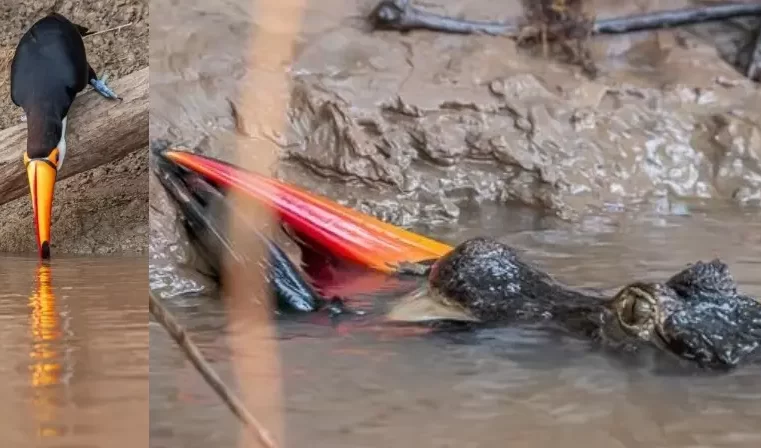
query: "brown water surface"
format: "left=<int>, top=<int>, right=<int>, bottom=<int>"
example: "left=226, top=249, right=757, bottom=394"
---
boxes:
left=150, top=205, right=761, bottom=448
left=0, top=256, right=148, bottom=448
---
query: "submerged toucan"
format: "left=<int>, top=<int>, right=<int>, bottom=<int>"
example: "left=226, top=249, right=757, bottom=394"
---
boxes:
left=10, top=12, right=120, bottom=259
left=154, top=149, right=452, bottom=273
left=151, top=144, right=445, bottom=314
left=152, top=145, right=328, bottom=313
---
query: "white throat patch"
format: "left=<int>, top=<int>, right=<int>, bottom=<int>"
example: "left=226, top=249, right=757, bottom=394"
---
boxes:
left=57, top=116, right=67, bottom=169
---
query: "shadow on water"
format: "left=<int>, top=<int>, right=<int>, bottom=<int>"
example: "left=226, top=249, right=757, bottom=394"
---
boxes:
left=0, top=256, right=148, bottom=448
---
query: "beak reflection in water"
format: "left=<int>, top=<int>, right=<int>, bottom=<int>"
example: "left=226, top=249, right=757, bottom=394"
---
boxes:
left=24, top=150, right=61, bottom=260
left=27, top=263, right=65, bottom=438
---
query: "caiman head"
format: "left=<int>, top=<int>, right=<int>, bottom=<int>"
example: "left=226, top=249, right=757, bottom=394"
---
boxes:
left=387, top=238, right=761, bottom=370
left=609, top=260, right=761, bottom=369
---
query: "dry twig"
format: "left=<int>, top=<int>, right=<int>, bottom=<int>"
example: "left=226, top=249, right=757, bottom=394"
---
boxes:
left=84, top=22, right=134, bottom=38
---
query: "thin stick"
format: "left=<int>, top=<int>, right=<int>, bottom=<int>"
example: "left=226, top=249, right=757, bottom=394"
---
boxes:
left=148, top=291, right=278, bottom=448
left=84, top=22, right=133, bottom=38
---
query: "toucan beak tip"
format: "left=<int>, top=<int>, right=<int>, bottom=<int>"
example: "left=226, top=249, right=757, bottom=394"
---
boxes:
left=40, top=241, right=51, bottom=259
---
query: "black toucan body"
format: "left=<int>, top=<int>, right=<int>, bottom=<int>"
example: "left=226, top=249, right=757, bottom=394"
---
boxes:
left=10, top=12, right=119, bottom=259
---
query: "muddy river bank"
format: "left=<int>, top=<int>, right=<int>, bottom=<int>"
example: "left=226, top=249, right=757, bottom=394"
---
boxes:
left=151, top=0, right=760, bottom=228
left=149, top=0, right=761, bottom=447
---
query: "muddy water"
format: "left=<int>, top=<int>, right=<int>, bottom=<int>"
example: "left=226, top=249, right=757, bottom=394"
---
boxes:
left=149, top=205, right=761, bottom=448
left=150, top=0, right=761, bottom=447
left=0, top=256, right=148, bottom=448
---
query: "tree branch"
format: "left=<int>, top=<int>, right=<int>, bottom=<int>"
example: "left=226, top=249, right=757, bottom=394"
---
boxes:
left=369, top=1, right=761, bottom=37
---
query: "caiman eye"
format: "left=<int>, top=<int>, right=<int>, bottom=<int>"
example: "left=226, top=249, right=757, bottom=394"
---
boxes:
left=628, top=297, right=653, bottom=325
left=620, top=296, right=638, bottom=325
left=618, top=286, right=656, bottom=326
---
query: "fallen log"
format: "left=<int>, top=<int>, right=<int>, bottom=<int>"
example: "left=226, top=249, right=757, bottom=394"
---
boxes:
left=0, top=66, right=148, bottom=206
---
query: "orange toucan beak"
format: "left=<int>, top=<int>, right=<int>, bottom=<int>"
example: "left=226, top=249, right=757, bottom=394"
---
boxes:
left=161, top=150, right=453, bottom=273
left=24, top=156, right=58, bottom=259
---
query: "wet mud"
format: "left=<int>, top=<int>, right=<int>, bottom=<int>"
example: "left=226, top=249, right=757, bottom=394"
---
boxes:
left=152, top=1, right=759, bottom=232
left=283, top=6, right=761, bottom=223
left=0, top=0, right=148, bottom=255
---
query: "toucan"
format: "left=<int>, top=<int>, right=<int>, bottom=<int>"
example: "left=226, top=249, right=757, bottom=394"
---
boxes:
left=152, top=146, right=450, bottom=314
left=10, top=12, right=120, bottom=259
left=155, top=149, right=453, bottom=272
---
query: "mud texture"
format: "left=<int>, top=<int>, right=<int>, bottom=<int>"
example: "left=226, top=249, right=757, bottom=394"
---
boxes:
left=0, top=0, right=148, bottom=255
left=279, top=8, right=761, bottom=223
left=151, top=0, right=760, bottom=232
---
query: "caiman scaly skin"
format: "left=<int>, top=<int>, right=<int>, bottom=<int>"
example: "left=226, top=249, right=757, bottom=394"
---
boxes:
left=420, top=237, right=761, bottom=369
